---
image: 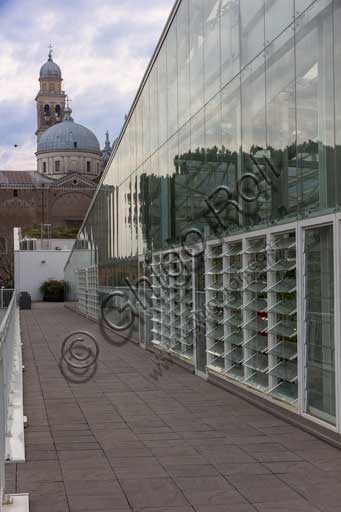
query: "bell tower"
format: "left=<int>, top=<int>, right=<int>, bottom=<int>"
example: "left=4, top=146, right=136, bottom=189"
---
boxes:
left=35, top=46, right=66, bottom=139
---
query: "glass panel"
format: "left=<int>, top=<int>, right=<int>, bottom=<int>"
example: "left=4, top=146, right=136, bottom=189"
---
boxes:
left=265, top=0, right=294, bottom=44
left=158, top=45, right=168, bottom=146
left=295, top=0, right=315, bottom=16
left=334, top=0, right=341, bottom=208
left=142, top=82, right=151, bottom=162
left=240, top=0, right=265, bottom=67
left=203, top=0, right=221, bottom=102
left=177, top=0, right=190, bottom=128
left=305, top=224, right=335, bottom=425
left=149, top=67, right=159, bottom=155
left=295, top=1, right=335, bottom=214
left=220, top=0, right=240, bottom=87
left=167, top=21, right=178, bottom=138
left=189, top=0, right=204, bottom=116
left=241, top=53, right=268, bottom=227
left=266, top=26, right=297, bottom=220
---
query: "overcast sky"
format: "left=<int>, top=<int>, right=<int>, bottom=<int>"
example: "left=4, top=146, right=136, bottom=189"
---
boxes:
left=0, top=0, right=174, bottom=170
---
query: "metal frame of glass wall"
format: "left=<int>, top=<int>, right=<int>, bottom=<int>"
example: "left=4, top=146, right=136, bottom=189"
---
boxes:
left=64, top=0, right=341, bottom=434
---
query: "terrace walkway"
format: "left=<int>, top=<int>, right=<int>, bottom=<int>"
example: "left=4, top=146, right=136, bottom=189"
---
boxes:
left=7, top=303, right=341, bottom=512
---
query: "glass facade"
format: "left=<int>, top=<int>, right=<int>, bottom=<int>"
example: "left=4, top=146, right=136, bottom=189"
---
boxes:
left=65, top=0, right=341, bottom=433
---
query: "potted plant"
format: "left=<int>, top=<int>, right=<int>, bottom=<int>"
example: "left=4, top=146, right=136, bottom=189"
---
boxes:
left=40, top=280, right=65, bottom=302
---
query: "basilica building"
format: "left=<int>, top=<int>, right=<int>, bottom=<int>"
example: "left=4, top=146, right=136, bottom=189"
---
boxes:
left=0, top=50, right=114, bottom=286
left=35, top=49, right=111, bottom=177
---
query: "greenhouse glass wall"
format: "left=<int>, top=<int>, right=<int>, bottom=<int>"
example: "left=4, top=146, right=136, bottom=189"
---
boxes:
left=65, top=0, right=341, bottom=434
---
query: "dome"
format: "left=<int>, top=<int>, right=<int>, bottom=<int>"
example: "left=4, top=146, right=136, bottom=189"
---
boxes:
left=40, top=53, right=62, bottom=78
left=37, top=111, right=101, bottom=153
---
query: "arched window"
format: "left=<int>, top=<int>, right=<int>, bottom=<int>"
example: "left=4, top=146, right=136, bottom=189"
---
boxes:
left=55, top=105, right=61, bottom=118
left=55, top=160, right=60, bottom=173
left=43, top=162, right=47, bottom=173
left=44, top=104, right=50, bottom=117
left=86, top=161, right=91, bottom=173
left=97, top=163, right=99, bottom=173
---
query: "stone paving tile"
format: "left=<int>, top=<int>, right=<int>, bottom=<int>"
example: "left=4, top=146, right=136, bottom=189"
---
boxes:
left=119, top=477, right=190, bottom=508
left=64, top=480, right=130, bottom=511
left=109, top=456, right=168, bottom=478
left=17, top=304, right=341, bottom=512
left=174, top=475, right=247, bottom=506
left=226, top=474, right=304, bottom=504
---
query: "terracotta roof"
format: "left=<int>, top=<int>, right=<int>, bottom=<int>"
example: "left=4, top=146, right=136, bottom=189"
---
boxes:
left=0, top=171, right=54, bottom=186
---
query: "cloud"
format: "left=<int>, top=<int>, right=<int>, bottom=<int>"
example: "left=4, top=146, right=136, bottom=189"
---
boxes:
left=0, top=0, right=173, bottom=170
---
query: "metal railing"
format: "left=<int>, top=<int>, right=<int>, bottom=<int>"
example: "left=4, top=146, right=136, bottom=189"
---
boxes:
left=0, top=289, right=14, bottom=310
left=0, top=291, right=28, bottom=510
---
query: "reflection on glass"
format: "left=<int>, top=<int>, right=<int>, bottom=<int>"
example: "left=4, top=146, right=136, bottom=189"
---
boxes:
left=189, top=0, right=204, bottom=116
left=158, top=45, right=168, bottom=146
left=240, top=0, right=265, bottom=67
left=177, top=0, right=190, bottom=128
left=265, top=0, right=294, bottom=44
left=305, top=224, right=335, bottom=425
left=204, top=0, right=221, bottom=102
left=334, top=0, right=341, bottom=207
left=220, top=0, right=240, bottom=87
left=241, top=53, right=268, bottom=226
left=296, top=1, right=335, bottom=213
left=266, top=26, right=296, bottom=219
left=167, top=23, right=178, bottom=138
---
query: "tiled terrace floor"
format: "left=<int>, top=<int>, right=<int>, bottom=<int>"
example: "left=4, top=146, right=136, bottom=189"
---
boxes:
left=7, top=303, right=341, bottom=512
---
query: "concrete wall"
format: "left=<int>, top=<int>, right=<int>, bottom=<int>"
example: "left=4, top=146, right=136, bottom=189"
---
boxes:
left=14, top=250, right=70, bottom=301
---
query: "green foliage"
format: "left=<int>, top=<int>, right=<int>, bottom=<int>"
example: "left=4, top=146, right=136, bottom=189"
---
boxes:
left=40, top=279, right=65, bottom=301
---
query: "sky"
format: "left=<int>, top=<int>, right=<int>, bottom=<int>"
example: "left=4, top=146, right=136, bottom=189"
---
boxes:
left=0, top=0, right=174, bottom=170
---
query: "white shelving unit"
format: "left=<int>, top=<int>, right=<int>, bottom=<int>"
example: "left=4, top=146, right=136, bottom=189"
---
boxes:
left=76, top=266, right=99, bottom=320
left=150, top=249, right=194, bottom=363
left=205, top=230, right=298, bottom=406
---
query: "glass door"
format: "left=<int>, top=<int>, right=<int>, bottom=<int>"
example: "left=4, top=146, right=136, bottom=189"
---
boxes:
left=304, top=224, right=336, bottom=425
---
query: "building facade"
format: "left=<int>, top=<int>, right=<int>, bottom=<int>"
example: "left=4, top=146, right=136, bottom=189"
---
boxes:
left=35, top=50, right=111, bottom=178
left=65, top=0, right=341, bottom=436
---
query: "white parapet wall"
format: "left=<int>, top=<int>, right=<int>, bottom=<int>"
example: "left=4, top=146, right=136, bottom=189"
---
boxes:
left=14, top=250, right=71, bottom=301
left=0, top=293, right=29, bottom=511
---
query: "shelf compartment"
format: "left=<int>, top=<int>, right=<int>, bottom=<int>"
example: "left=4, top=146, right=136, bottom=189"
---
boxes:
left=268, top=320, right=297, bottom=339
left=226, top=346, right=244, bottom=364
left=206, top=267, right=223, bottom=275
left=244, top=281, right=267, bottom=293
left=223, top=265, right=242, bottom=274
left=225, top=331, right=244, bottom=346
left=242, top=316, right=268, bottom=333
left=208, top=246, right=223, bottom=258
left=226, top=364, right=244, bottom=381
left=208, top=358, right=225, bottom=373
left=266, top=279, right=296, bottom=294
left=269, top=381, right=298, bottom=404
left=244, top=353, right=269, bottom=373
left=224, top=314, right=243, bottom=328
left=268, top=340, right=297, bottom=360
left=268, top=360, right=297, bottom=383
left=245, top=371, right=269, bottom=391
left=244, top=238, right=267, bottom=254
left=243, top=334, right=268, bottom=353
left=243, top=298, right=267, bottom=313
left=266, top=299, right=296, bottom=316
left=223, top=243, right=243, bottom=256
left=272, top=236, right=296, bottom=250
left=267, top=259, right=296, bottom=272
left=207, top=342, right=226, bottom=357
left=223, top=296, right=243, bottom=310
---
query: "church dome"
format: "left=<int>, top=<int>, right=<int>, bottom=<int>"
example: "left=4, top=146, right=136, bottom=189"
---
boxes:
left=37, top=108, right=101, bottom=153
left=40, top=52, right=62, bottom=78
